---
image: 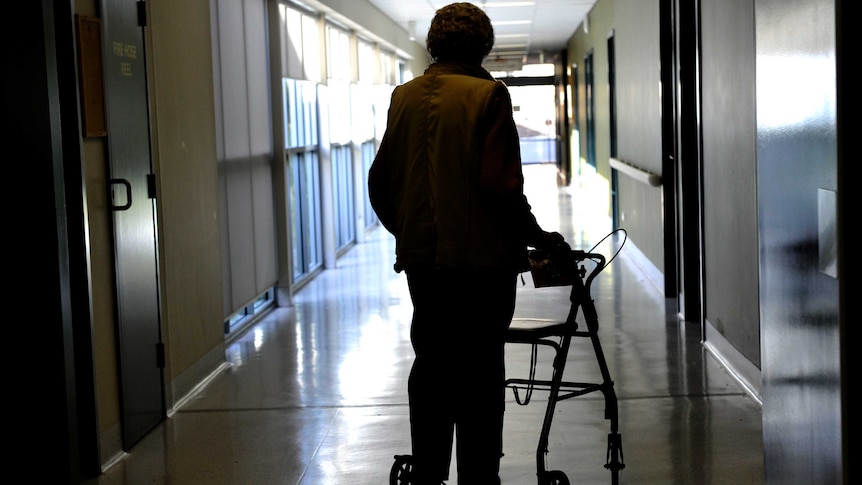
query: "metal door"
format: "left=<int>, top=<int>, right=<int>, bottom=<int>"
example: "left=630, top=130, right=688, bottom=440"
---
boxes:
left=101, top=0, right=165, bottom=449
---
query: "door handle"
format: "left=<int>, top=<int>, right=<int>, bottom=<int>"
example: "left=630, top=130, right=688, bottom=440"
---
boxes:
left=110, top=178, right=133, bottom=211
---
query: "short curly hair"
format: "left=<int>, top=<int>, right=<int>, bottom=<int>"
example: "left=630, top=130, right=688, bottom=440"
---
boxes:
left=426, top=3, right=495, bottom=64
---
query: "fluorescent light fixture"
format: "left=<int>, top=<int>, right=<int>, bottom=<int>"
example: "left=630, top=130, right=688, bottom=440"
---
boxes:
left=493, top=20, right=532, bottom=26
left=494, top=43, right=529, bottom=49
left=483, top=2, right=536, bottom=7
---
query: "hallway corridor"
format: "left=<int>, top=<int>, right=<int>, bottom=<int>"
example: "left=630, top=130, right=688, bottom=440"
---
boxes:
left=84, top=164, right=764, bottom=484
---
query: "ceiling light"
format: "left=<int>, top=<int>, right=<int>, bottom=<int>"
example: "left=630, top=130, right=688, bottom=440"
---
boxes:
left=493, top=20, right=532, bottom=26
left=483, top=1, right=536, bottom=7
left=494, top=42, right=529, bottom=49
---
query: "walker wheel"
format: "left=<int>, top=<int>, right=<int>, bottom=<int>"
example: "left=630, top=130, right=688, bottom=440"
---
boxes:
left=540, top=469, right=570, bottom=485
left=390, top=454, right=414, bottom=485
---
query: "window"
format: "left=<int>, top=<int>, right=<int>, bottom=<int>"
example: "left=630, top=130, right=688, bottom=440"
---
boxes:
left=397, top=58, right=413, bottom=84
left=361, top=140, right=378, bottom=229
left=289, top=149, right=323, bottom=281
left=331, top=145, right=355, bottom=251
left=225, top=288, right=274, bottom=336
left=275, top=1, right=412, bottom=286
left=373, top=84, right=393, bottom=140
left=509, top=84, right=557, bottom=164
left=379, top=50, right=394, bottom=85
left=350, top=82, right=377, bottom=232
left=358, top=39, right=376, bottom=84
left=585, top=50, right=596, bottom=168
left=327, top=24, right=352, bottom=82
left=284, top=78, right=323, bottom=283
left=328, top=79, right=356, bottom=252
left=281, top=3, right=321, bottom=82
left=607, top=33, right=619, bottom=228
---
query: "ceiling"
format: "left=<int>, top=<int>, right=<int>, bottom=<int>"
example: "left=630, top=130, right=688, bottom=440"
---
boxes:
left=366, top=0, right=597, bottom=71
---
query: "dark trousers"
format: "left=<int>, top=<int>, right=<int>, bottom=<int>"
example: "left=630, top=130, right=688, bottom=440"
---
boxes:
left=405, top=266, right=517, bottom=485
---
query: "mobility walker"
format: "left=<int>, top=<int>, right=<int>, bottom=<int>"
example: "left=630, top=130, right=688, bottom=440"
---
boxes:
left=390, top=233, right=626, bottom=485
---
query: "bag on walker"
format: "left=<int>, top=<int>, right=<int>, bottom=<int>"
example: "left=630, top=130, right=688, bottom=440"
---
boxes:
left=527, top=247, right=577, bottom=288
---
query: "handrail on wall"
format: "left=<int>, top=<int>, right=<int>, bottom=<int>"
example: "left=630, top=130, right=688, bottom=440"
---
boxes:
left=609, top=157, right=662, bottom=187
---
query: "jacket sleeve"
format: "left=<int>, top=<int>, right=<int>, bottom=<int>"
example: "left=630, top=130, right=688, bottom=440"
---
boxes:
left=478, top=82, right=548, bottom=246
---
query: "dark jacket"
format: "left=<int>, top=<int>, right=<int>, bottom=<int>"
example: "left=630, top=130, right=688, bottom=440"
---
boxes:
left=368, top=61, right=546, bottom=273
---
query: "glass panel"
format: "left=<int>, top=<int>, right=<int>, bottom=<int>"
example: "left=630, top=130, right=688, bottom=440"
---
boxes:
left=289, top=153, right=304, bottom=280
left=303, top=152, right=322, bottom=271
left=302, top=81, right=318, bottom=146
left=328, top=80, right=351, bottom=144
left=284, top=78, right=296, bottom=147
left=373, top=84, right=393, bottom=141
left=397, top=59, right=413, bottom=84
left=379, top=51, right=393, bottom=85
left=285, top=79, right=320, bottom=148
left=283, top=6, right=303, bottom=79
left=327, top=25, right=352, bottom=81
left=362, top=140, right=378, bottom=229
left=298, top=82, right=308, bottom=146
left=351, top=83, right=373, bottom=142
left=332, top=145, right=355, bottom=250
left=509, top=84, right=557, bottom=164
left=358, top=40, right=375, bottom=84
left=284, top=76, right=322, bottom=282
left=289, top=150, right=323, bottom=281
left=302, top=14, right=321, bottom=83
left=585, top=51, right=596, bottom=168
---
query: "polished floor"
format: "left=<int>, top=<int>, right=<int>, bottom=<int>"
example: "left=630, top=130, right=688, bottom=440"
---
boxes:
left=84, top=164, right=764, bottom=484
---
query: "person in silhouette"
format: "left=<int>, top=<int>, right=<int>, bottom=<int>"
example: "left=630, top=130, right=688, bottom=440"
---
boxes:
left=368, top=3, right=566, bottom=484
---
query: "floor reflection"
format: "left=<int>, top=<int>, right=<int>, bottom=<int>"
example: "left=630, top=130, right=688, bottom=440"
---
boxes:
left=83, top=162, right=764, bottom=485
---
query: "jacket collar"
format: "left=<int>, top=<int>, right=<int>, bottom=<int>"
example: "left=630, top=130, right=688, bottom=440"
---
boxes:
left=424, top=61, right=495, bottom=81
